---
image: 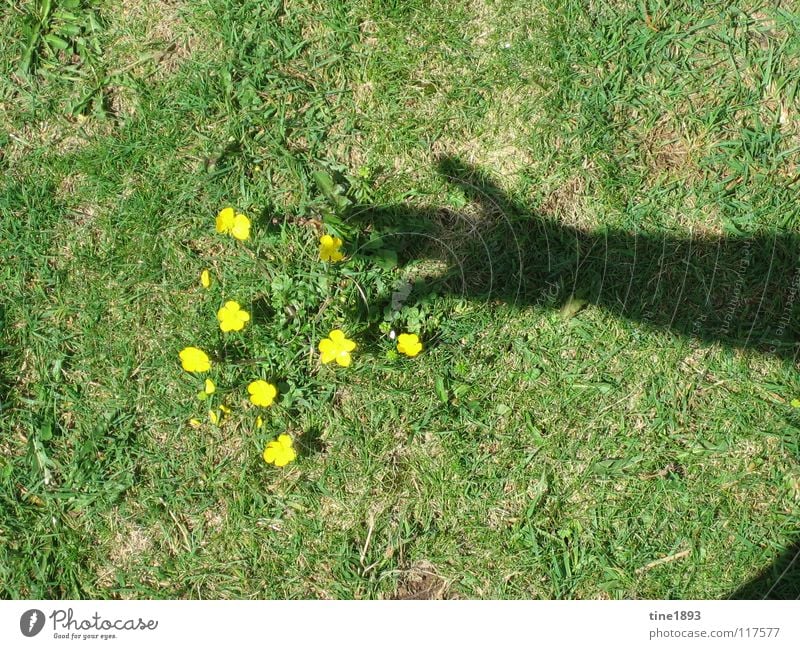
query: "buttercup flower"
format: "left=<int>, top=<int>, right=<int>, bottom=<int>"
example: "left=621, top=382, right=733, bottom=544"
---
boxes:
left=319, top=329, right=357, bottom=367
left=256, top=416, right=264, bottom=429
left=215, top=207, right=251, bottom=241
left=319, top=234, right=345, bottom=262
left=208, top=409, right=219, bottom=424
left=397, top=333, right=423, bottom=357
left=201, top=269, right=211, bottom=288
left=248, top=380, right=277, bottom=407
left=217, top=300, right=250, bottom=332
left=216, top=207, right=235, bottom=233
left=263, top=434, right=297, bottom=467
left=231, top=213, right=251, bottom=240
left=180, top=347, right=211, bottom=372
left=204, top=378, right=216, bottom=395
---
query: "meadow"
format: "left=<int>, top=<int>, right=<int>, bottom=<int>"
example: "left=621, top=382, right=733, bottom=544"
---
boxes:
left=1, top=0, right=799, bottom=599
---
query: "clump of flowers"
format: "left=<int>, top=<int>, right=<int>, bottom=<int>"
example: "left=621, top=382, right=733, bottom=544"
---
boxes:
left=248, top=380, right=277, bottom=407
left=216, top=207, right=251, bottom=241
left=217, top=300, right=250, bottom=332
left=397, top=333, right=423, bottom=357
left=180, top=347, right=211, bottom=373
left=181, top=200, right=432, bottom=472
left=318, top=329, right=357, bottom=367
left=319, top=234, right=344, bottom=262
left=263, top=434, right=297, bottom=467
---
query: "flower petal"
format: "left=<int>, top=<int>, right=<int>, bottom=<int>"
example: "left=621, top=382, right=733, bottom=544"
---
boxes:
left=216, top=207, right=235, bottom=233
left=274, top=447, right=297, bottom=467
left=231, top=214, right=251, bottom=240
left=263, top=444, right=278, bottom=463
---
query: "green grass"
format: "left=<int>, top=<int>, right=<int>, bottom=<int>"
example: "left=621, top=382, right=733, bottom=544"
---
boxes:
left=1, top=0, right=799, bottom=599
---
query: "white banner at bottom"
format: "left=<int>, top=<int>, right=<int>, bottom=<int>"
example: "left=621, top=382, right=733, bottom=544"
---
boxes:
left=1, top=600, right=798, bottom=648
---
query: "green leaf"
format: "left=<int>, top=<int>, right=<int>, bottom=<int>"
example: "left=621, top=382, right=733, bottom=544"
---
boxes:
left=312, top=170, right=335, bottom=197
left=590, top=455, right=644, bottom=476
left=57, top=24, right=83, bottom=37
left=39, top=0, right=54, bottom=21
left=44, top=34, right=70, bottom=50
left=39, top=418, right=53, bottom=442
left=434, top=377, right=448, bottom=404
left=526, top=366, right=543, bottom=382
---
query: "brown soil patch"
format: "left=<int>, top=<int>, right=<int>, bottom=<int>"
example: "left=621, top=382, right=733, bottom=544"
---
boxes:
left=392, top=562, right=454, bottom=600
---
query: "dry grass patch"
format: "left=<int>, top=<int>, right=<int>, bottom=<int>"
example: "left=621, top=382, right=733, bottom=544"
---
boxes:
left=112, top=0, right=199, bottom=77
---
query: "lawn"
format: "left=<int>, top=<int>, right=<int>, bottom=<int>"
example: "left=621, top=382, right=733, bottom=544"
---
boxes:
left=1, top=0, right=799, bottom=599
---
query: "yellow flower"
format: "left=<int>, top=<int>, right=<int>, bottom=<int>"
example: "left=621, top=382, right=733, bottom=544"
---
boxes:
left=248, top=380, right=277, bottom=407
left=263, top=434, right=297, bottom=467
left=200, top=269, right=211, bottom=288
left=318, top=329, right=357, bottom=367
left=319, top=234, right=345, bottom=262
left=256, top=416, right=264, bottom=429
left=397, top=333, right=423, bottom=357
left=219, top=404, right=231, bottom=414
left=208, top=409, right=219, bottom=424
left=204, top=378, right=216, bottom=395
left=217, top=300, right=250, bottom=332
left=215, top=207, right=235, bottom=234
left=179, top=347, right=211, bottom=373
left=189, top=418, right=202, bottom=429
left=792, top=398, right=800, bottom=408
left=215, top=207, right=251, bottom=241
left=231, top=213, right=251, bottom=240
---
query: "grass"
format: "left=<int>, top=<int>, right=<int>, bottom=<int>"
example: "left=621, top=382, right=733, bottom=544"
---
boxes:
left=1, top=0, right=799, bottom=599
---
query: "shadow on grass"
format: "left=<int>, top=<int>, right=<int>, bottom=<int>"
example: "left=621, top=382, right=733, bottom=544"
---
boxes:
left=296, top=425, right=326, bottom=458
left=349, top=156, right=800, bottom=364
left=345, top=156, right=800, bottom=599
left=730, top=543, right=800, bottom=599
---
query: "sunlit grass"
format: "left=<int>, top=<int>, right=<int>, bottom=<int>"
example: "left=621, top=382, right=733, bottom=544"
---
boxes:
left=1, top=0, right=799, bottom=599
